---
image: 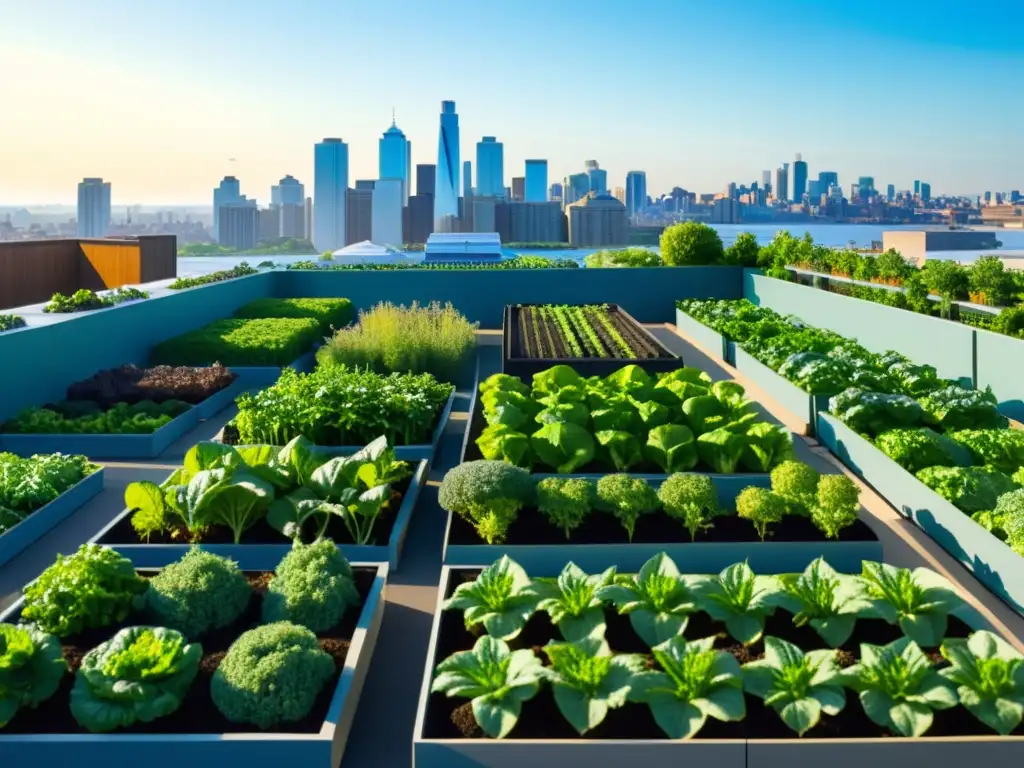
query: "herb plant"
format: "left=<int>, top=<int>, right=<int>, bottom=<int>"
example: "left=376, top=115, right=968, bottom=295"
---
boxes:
left=536, top=477, right=593, bottom=538
left=775, top=558, right=872, bottom=647
left=700, top=562, right=779, bottom=645
left=594, top=474, right=659, bottom=541
left=769, top=460, right=820, bottom=517
left=535, top=562, right=615, bottom=641
left=233, top=297, right=354, bottom=332
left=857, top=561, right=964, bottom=647
left=150, top=317, right=322, bottom=367
left=736, top=486, right=787, bottom=541
left=168, top=262, right=257, bottom=289
left=811, top=474, right=861, bottom=540
left=442, top=556, right=540, bottom=640
left=940, top=630, right=1024, bottom=735
left=431, top=635, right=545, bottom=739
left=656, top=473, right=720, bottom=541
left=0, top=623, right=66, bottom=728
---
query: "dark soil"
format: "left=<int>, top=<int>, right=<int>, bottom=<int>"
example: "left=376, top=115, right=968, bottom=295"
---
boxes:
left=66, top=364, right=237, bottom=407
left=423, top=568, right=1001, bottom=741
left=3, top=567, right=377, bottom=735
left=512, top=305, right=673, bottom=361
left=99, top=477, right=411, bottom=547
left=447, top=505, right=877, bottom=546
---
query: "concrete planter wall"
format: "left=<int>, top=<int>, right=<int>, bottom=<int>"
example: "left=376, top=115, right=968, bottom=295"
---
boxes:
left=194, top=377, right=248, bottom=420
left=816, top=411, right=1024, bottom=618
left=0, top=468, right=104, bottom=567
left=93, top=460, right=428, bottom=571
left=732, top=347, right=831, bottom=436
left=228, top=349, right=317, bottom=388
left=975, top=326, right=1024, bottom=421
left=674, top=308, right=734, bottom=364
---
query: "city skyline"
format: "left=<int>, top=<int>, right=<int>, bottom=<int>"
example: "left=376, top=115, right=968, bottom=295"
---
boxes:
left=1, top=0, right=1021, bottom=205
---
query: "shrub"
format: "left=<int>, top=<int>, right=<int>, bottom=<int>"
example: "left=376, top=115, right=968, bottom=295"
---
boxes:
left=317, top=301, right=477, bottom=383
left=660, top=221, right=725, bottom=266
left=233, top=297, right=354, bottom=332
left=150, top=317, right=322, bottom=367
left=583, top=248, right=661, bottom=268
left=43, top=287, right=149, bottom=314
left=211, top=621, right=335, bottom=729
left=262, top=539, right=360, bottom=632
left=0, top=623, right=66, bottom=727
left=968, top=255, right=1014, bottom=306
left=139, top=548, right=251, bottom=638
left=438, top=460, right=536, bottom=544
left=168, top=263, right=258, bottom=290
left=723, top=232, right=761, bottom=267
left=0, top=314, right=26, bottom=333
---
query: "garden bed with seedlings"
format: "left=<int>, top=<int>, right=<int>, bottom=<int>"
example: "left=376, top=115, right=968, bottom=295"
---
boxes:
left=0, top=543, right=386, bottom=768
left=94, top=437, right=425, bottom=570
left=505, top=304, right=679, bottom=379
left=413, top=555, right=1024, bottom=768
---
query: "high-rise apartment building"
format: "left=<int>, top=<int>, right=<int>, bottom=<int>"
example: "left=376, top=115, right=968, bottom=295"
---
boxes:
left=314, top=138, right=349, bottom=252
left=584, top=160, right=608, bottom=195
left=346, top=188, right=373, bottom=245
left=379, top=118, right=411, bottom=205
left=271, top=175, right=304, bottom=207
left=258, top=207, right=280, bottom=242
left=212, top=176, right=241, bottom=241
left=463, top=161, right=473, bottom=199
left=372, top=178, right=404, bottom=246
left=920, top=182, right=931, bottom=202
left=818, top=171, right=839, bottom=194
left=549, top=183, right=563, bottom=202
left=512, top=177, right=525, bottom=202
left=792, top=155, right=808, bottom=201
left=613, top=187, right=626, bottom=204
left=567, top=194, right=628, bottom=247
left=775, top=165, right=789, bottom=203
left=496, top=201, right=566, bottom=244
left=524, top=160, right=548, bottom=203
left=416, top=164, right=436, bottom=197
left=564, top=173, right=590, bottom=206
left=625, top=171, right=647, bottom=217
left=279, top=203, right=306, bottom=239
left=77, top=177, right=111, bottom=238
left=857, top=177, right=876, bottom=199
left=886, top=184, right=896, bottom=202
left=434, top=101, right=460, bottom=231
left=219, top=203, right=259, bottom=251
left=476, top=137, right=504, bottom=198
left=914, top=180, right=921, bottom=196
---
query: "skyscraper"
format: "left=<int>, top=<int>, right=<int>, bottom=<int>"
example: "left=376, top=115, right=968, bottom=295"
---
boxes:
left=463, top=161, right=473, bottom=198
left=271, top=175, right=304, bottom=207
left=775, top=165, right=789, bottom=203
left=584, top=160, right=607, bottom=195
left=379, top=117, right=410, bottom=205
left=512, top=177, right=525, bottom=202
left=434, top=101, right=460, bottom=231
left=314, top=138, right=349, bottom=252
left=914, top=180, right=921, bottom=196
left=476, top=137, right=504, bottom=198
left=886, top=184, right=896, bottom=202
left=564, top=173, right=590, bottom=206
left=212, top=176, right=241, bottom=241
left=77, top=177, right=111, bottom=238
left=625, top=171, right=647, bottom=217
left=416, top=164, right=436, bottom=197
left=549, top=183, right=563, bottom=202
left=792, top=154, right=808, bottom=202
left=371, top=178, right=404, bottom=246
left=524, top=160, right=548, bottom=203
left=920, top=182, right=931, bottom=202
left=857, top=177, right=876, bottom=199
left=818, top=171, right=839, bottom=194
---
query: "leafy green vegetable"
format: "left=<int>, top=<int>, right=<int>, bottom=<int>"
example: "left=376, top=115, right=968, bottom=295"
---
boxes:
left=999, top=489, right=1024, bottom=555
left=696, top=427, right=747, bottom=473
left=915, top=465, right=1018, bottom=513
left=876, top=428, right=974, bottom=472
left=476, top=424, right=531, bottom=467
left=779, top=352, right=853, bottom=395
left=776, top=558, right=872, bottom=647
left=829, top=387, right=924, bottom=436
left=535, top=563, right=616, bottom=641
left=736, top=486, right=787, bottom=541
left=3, top=400, right=191, bottom=436
left=656, top=473, right=720, bottom=541
left=769, top=460, right=820, bottom=517
left=919, top=386, right=1009, bottom=431
left=700, top=562, right=779, bottom=645
left=949, top=429, right=1024, bottom=474
left=0, top=623, right=66, bottom=728
left=857, top=561, right=964, bottom=647
left=0, top=452, right=96, bottom=534
left=644, top=424, right=698, bottom=473
left=940, top=630, right=1024, bottom=735
left=443, top=556, right=540, bottom=640
left=594, top=474, right=659, bottom=541
left=530, top=422, right=596, bottom=473
left=811, top=474, right=861, bottom=540
left=262, top=539, right=360, bottom=632
left=536, top=477, right=593, bottom=538
left=438, top=461, right=535, bottom=544
left=594, top=430, right=643, bottom=471
left=741, top=423, right=794, bottom=472
left=233, top=297, right=354, bottom=332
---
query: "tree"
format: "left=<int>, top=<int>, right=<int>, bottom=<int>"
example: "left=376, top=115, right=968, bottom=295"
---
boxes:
left=660, top=222, right=724, bottom=266
left=968, top=255, right=1013, bottom=306
left=902, top=273, right=932, bottom=315
left=923, top=260, right=969, bottom=318
left=723, top=232, right=760, bottom=267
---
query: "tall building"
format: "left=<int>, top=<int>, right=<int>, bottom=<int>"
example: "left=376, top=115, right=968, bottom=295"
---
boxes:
left=792, top=154, right=808, bottom=201
left=355, top=180, right=376, bottom=191
left=476, top=137, right=504, bottom=198
left=914, top=180, right=921, bottom=196
left=818, top=171, right=839, bottom=194
left=625, top=171, right=647, bottom=217
left=463, top=161, right=473, bottom=198
left=511, top=177, right=525, bottom=202
left=711, top=198, right=740, bottom=224
left=212, top=176, right=241, bottom=241
left=496, top=201, right=566, bottom=244
left=612, top=187, right=626, bottom=204
left=271, top=175, right=304, bottom=207
left=549, top=182, right=563, bottom=202
left=416, top=164, right=436, bottom=197
left=761, top=170, right=772, bottom=196
left=567, top=194, right=628, bottom=247
left=258, top=207, right=280, bottom=242
left=524, top=159, right=548, bottom=203
left=920, top=182, right=931, bottom=202
left=775, top=165, right=789, bottom=203
left=886, top=184, right=896, bottom=202
left=564, top=173, right=590, bottom=206
left=857, top=177, right=876, bottom=199
left=219, top=203, right=258, bottom=250
left=434, top=100, right=460, bottom=231
left=279, top=203, right=306, bottom=239
left=346, top=188, right=373, bottom=245
left=584, top=160, right=607, bottom=195
left=314, top=138, right=349, bottom=252
left=371, top=178, right=403, bottom=246
left=77, top=177, right=111, bottom=238
left=379, top=117, right=411, bottom=205
left=470, top=197, right=498, bottom=233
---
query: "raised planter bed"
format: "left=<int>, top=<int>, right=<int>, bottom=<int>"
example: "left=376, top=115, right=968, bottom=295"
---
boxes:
left=675, top=308, right=734, bottom=365
left=0, top=468, right=104, bottom=567
left=504, top=304, right=680, bottom=380
left=0, top=560, right=388, bottom=768
left=194, top=374, right=248, bottom=419
left=412, top=563, right=1013, bottom=768
left=228, top=348, right=318, bottom=388
left=92, top=459, right=428, bottom=570
left=733, top=346, right=830, bottom=436
left=816, top=411, right=1024, bottom=618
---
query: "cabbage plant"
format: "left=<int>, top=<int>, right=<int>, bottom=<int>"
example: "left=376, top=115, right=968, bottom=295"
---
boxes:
left=542, top=635, right=644, bottom=735
left=442, top=556, right=540, bottom=640
left=535, top=562, right=615, bottom=641
left=629, top=635, right=745, bottom=739
left=700, top=562, right=779, bottom=646
left=775, top=558, right=872, bottom=647
left=596, top=553, right=708, bottom=647
left=431, top=635, right=545, bottom=739
left=857, top=562, right=964, bottom=647
left=742, top=636, right=846, bottom=736
left=940, top=630, right=1024, bottom=735
left=842, top=637, right=957, bottom=737
left=0, top=623, right=66, bottom=727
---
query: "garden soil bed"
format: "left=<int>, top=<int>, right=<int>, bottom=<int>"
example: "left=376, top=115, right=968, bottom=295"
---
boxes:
left=2, top=567, right=377, bottom=735
left=100, top=476, right=412, bottom=548
left=504, top=304, right=681, bottom=380
left=423, top=568, right=1004, bottom=741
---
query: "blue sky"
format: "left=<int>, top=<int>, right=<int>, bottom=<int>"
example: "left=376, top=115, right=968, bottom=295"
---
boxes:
left=1, top=0, right=1021, bottom=205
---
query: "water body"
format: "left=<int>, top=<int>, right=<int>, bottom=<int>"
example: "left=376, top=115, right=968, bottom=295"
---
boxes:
left=176, top=223, right=1024, bottom=278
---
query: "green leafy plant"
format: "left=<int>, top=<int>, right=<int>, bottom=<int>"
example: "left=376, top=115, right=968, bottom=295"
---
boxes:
left=535, top=562, right=615, bottom=641
left=644, top=424, right=698, bottom=472
left=536, top=477, right=593, bottom=538
left=701, top=562, right=779, bottom=645
left=841, top=637, right=958, bottom=737
left=629, top=635, right=745, bottom=738
left=594, top=474, right=659, bottom=541
left=595, top=430, right=643, bottom=471
left=949, top=429, right=1024, bottom=474
left=736, top=486, right=787, bottom=541
left=431, top=635, right=545, bottom=739
left=530, top=421, right=595, bottom=473
left=811, top=474, right=861, bottom=539
left=43, top=287, right=150, bottom=314
left=877, top=427, right=974, bottom=473
left=164, top=466, right=275, bottom=544
left=660, top=221, right=725, bottom=265
left=940, top=630, right=1024, bottom=735
left=775, top=558, right=872, bottom=647
left=3, top=400, right=192, bottom=436
left=597, top=553, right=707, bottom=647
left=915, top=465, right=1018, bottom=514
left=0, top=314, right=26, bottom=333
left=769, top=460, right=820, bottom=517
left=22, top=544, right=148, bottom=637
left=999, top=489, right=1024, bottom=555
left=741, top=422, right=794, bottom=472
left=742, top=636, right=847, bottom=736
left=233, top=297, right=354, bottom=332
left=262, top=539, right=360, bottom=632
left=168, top=262, right=257, bottom=289
left=442, top=556, right=540, bottom=640
left=70, top=626, right=201, bottom=732
left=0, top=452, right=96, bottom=534
left=695, top=427, right=747, bottom=473
left=150, top=317, right=322, bottom=367
left=857, top=561, right=964, bottom=647
left=656, top=473, right=720, bottom=540
left=830, top=388, right=924, bottom=436
left=438, top=461, right=535, bottom=544
left=0, top=623, right=66, bottom=728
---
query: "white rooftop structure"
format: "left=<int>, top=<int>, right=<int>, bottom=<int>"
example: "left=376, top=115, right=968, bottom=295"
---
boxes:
left=424, top=232, right=503, bottom=261
left=329, top=240, right=423, bottom=265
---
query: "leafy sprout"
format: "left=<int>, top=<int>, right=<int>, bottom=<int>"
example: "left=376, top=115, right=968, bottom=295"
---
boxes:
left=535, top=562, right=615, bottom=641
left=940, top=630, right=1024, bottom=735
left=857, top=562, right=964, bottom=647
left=700, top=562, right=779, bottom=645
left=442, top=556, right=540, bottom=640
left=775, top=558, right=872, bottom=647
left=656, top=473, right=721, bottom=541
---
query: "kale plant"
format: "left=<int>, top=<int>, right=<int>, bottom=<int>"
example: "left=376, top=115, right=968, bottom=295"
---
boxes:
left=443, top=556, right=540, bottom=640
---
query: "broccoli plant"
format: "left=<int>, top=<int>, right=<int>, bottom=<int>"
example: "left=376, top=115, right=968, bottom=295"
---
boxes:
left=442, top=556, right=540, bottom=640
left=596, top=553, right=708, bottom=647
left=656, top=473, right=721, bottom=541
left=71, top=626, right=202, bottom=732
left=536, top=477, right=593, bottom=539
left=594, top=474, right=659, bottom=541
left=842, top=637, right=957, bottom=737
left=857, top=562, right=964, bottom=647
left=535, top=562, right=615, bottom=641
left=262, top=539, right=360, bottom=632
left=811, top=474, right=861, bottom=539
left=775, top=558, right=872, bottom=647
left=542, top=635, right=645, bottom=734
left=736, top=486, right=787, bottom=541
left=431, top=635, right=545, bottom=739
left=742, top=636, right=847, bottom=736
left=628, top=635, right=745, bottom=739
left=940, top=630, right=1024, bottom=735
left=0, top=623, right=66, bottom=728
left=700, top=562, right=780, bottom=645
left=438, top=461, right=536, bottom=544
left=770, top=460, right=820, bottom=517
